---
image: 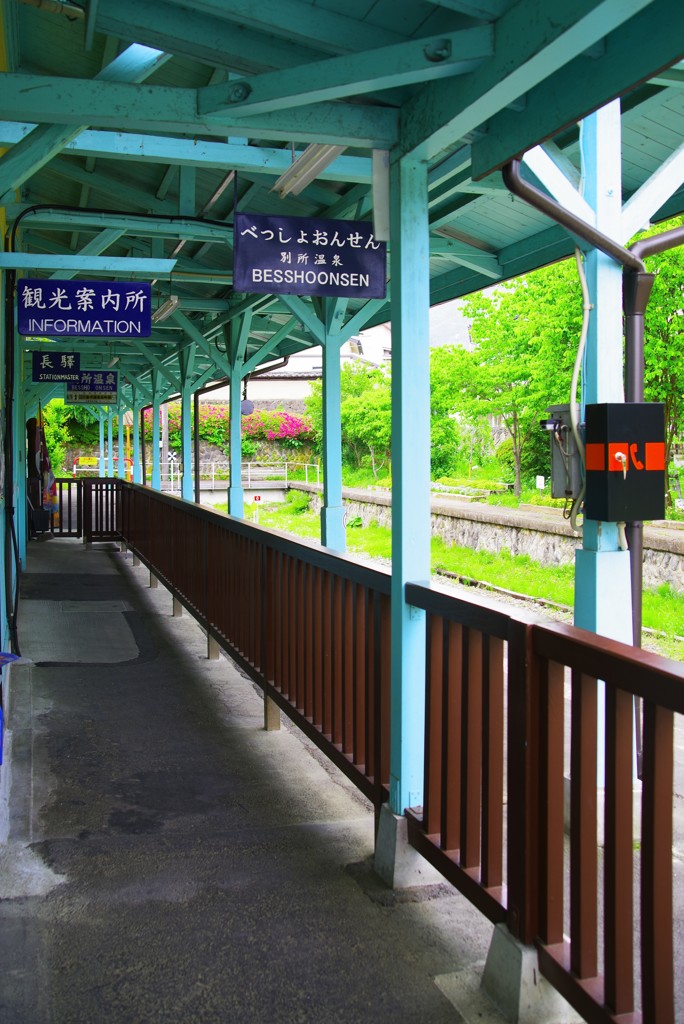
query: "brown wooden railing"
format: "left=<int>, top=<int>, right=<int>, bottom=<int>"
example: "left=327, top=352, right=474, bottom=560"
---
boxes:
left=53, top=478, right=82, bottom=537
left=118, top=481, right=391, bottom=810
left=77, top=480, right=682, bottom=1023
left=83, top=478, right=121, bottom=540
left=405, top=579, right=683, bottom=1024
left=529, top=623, right=680, bottom=1024
left=53, top=477, right=120, bottom=541
left=402, top=584, right=529, bottom=930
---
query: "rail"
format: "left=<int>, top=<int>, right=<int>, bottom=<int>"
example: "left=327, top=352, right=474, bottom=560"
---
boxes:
left=145, top=461, right=321, bottom=491
left=67, top=479, right=683, bottom=1023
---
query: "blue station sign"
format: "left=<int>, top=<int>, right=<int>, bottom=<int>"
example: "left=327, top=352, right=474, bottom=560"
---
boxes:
left=234, top=212, right=387, bottom=298
left=66, top=370, right=119, bottom=405
left=32, top=350, right=81, bottom=383
left=18, top=279, right=152, bottom=337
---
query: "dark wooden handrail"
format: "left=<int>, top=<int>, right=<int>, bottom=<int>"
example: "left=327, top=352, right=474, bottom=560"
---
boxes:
left=95, top=481, right=682, bottom=1024
left=119, top=481, right=391, bottom=812
left=407, top=579, right=683, bottom=1024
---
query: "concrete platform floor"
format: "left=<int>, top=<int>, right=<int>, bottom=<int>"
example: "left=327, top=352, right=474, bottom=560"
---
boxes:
left=0, top=538, right=498, bottom=1024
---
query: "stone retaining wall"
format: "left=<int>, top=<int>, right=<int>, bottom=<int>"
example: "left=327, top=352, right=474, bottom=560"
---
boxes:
left=293, top=483, right=684, bottom=592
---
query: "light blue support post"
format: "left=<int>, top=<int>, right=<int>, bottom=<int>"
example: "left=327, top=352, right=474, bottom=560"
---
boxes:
left=107, top=410, right=114, bottom=478
left=228, top=370, right=244, bottom=516
left=117, top=410, right=125, bottom=479
left=574, top=103, right=632, bottom=645
left=376, top=156, right=433, bottom=889
left=179, top=348, right=194, bottom=502
left=180, top=386, right=193, bottom=501
left=227, top=318, right=251, bottom=518
left=132, top=404, right=142, bottom=483
left=98, top=415, right=105, bottom=475
left=151, top=388, right=161, bottom=491
left=13, top=342, right=28, bottom=569
left=320, top=329, right=346, bottom=551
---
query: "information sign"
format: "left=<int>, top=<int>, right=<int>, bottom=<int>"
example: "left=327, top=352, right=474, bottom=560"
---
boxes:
left=18, top=279, right=151, bottom=337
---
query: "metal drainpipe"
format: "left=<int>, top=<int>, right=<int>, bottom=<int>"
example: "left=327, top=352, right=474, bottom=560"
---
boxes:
left=623, top=224, right=684, bottom=645
left=502, top=160, right=644, bottom=273
left=501, top=161, right=684, bottom=650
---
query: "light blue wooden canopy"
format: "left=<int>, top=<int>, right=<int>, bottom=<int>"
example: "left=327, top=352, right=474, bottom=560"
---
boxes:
left=3, top=0, right=684, bottom=819
left=0, top=0, right=683, bottom=407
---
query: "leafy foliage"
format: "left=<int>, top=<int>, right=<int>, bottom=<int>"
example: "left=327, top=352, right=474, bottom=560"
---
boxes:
left=440, top=262, right=583, bottom=495
left=638, top=219, right=684, bottom=500
left=40, top=400, right=72, bottom=475
left=307, top=362, right=392, bottom=476
left=145, top=402, right=313, bottom=456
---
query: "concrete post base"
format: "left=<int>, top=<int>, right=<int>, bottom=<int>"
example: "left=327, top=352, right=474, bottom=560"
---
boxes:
left=149, top=572, right=158, bottom=589
left=374, top=804, right=443, bottom=888
left=132, top=554, right=140, bottom=567
left=481, top=924, right=581, bottom=1024
left=172, top=596, right=182, bottom=617
left=263, top=696, right=281, bottom=731
left=207, top=635, right=220, bottom=660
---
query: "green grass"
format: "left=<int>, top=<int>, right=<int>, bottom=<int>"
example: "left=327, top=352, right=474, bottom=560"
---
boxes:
left=211, top=496, right=684, bottom=659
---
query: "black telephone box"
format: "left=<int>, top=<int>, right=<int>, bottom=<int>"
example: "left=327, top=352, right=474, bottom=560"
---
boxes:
left=584, top=403, right=665, bottom=522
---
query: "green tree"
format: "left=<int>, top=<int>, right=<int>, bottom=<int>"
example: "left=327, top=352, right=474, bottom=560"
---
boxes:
left=439, top=260, right=583, bottom=495
left=639, top=220, right=684, bottom=501
left=341, top=384, right=392, bottom=478
left=306, top=361, right=391, bottom=472
left=41, top=399, right=73, bottom=475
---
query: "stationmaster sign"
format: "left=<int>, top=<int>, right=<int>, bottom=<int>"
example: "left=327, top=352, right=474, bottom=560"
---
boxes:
left=32, top=350, right=81, bottom=383
left=18, top=280, right=151, bottom=337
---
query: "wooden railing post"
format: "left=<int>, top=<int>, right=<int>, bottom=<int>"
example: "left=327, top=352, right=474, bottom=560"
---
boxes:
left=640, top=701, right=675, bottom=1022
left=505, top=620, right=538, bottom=945
left=83, top=478, right=93, bottom=544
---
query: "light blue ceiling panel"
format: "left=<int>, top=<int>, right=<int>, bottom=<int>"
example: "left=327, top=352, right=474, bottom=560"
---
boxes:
left=421, top=1, right=507, bottom=16
left=472, top=2, right=684, bottom=176
left=2, top=0, right=684, bottom=398
left=0, top=44, right=170, bottom=200
left=95, top=0, right=325, bottom=74
left=401, top=0, right=657, bottom=162
left=163, top=0, right=407, bottom=54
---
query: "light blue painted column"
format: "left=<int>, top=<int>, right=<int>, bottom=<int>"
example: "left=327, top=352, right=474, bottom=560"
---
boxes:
left=98, top=415, right=105, bottom=475
left=117, top=411, right=126, bottom=479
left=228, top=370, right=244, bottom=516
left=388, top=156, right=431, bottom=815
left=12, top=335, right=27, bottom=569
left=107, top=410, right=114, bottom=478
left=574, top=103, right=632, bottom=645
left=151, top=391, right=161, bottom=491
left=320, top=332, right=346, bottom=551
left=180, top=386, right=193, bottom=501
left=132, top=405, right=142, bottom=483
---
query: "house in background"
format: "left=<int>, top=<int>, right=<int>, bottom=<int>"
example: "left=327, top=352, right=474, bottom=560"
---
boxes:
left=205, top=301, right=471, bottom=412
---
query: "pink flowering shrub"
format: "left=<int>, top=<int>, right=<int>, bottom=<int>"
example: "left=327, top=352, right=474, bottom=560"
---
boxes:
left=242, top=410, right=312, bottom=449
left=144, top=403, right=313, bottom=454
